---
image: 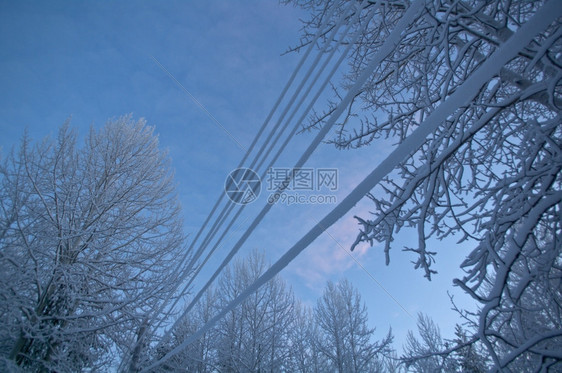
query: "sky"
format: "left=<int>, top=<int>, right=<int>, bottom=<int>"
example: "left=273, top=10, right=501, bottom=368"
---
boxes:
left=0, top=0, right=478, bottom=351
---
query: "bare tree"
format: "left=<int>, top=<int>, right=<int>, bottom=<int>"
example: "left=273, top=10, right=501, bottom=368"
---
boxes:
left=314, top=279, right=393, bottom=373
left=0, top=116, right=186, bottom=371
left=287, top=0, right=562, bottom=370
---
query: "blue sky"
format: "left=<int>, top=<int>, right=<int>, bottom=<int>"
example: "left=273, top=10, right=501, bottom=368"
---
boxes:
left=0, top=0, right=477, bottom=351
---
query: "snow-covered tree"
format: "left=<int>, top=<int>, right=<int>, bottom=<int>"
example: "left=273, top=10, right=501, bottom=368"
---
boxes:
left=155, top=250, right=298, bottom=372
left=402, top=315, right=488, bottom=372
left=0, top=116, right=186, bottom=371
left=449, top=324, right=488, bottom=373
left=403, top=314, right=446, bottom=372
left=154, top=288, right=219, bottom=373
left=402, top=314, right=458, bottom=372
left=214, top=249, right=295, bottom=372
left=314, top=279, right=392, bottom=372
left=475, top=231, right=562, bottom=371
left=288, top=302, right=329, bottom=373
left=150, top=249, right=398, bottom=372
left=287, top=0, right=562, bottom=370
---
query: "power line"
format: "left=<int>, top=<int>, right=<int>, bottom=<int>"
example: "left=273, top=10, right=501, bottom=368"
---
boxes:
left=158, top=0, right=372, bottom=347
left=143, top=0, right=561, bottom=368
left=143, top=1, right=430, bottom=369
left=123, top=6, right=345, bottom=367
left=147, top=0, right=351, bottom=349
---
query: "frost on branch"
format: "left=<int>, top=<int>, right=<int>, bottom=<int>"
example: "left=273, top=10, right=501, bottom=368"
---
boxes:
left=291, top=0, right=562, bottom=370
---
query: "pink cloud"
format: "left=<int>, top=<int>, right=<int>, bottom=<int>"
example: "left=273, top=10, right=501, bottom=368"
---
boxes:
left=288, top=211, right=376, bottom=290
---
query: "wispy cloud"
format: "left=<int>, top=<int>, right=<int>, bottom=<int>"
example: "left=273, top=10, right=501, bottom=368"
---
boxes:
left=151, top=56, right=248, bottom=153
left=288, top=214, right=371, bottom=289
